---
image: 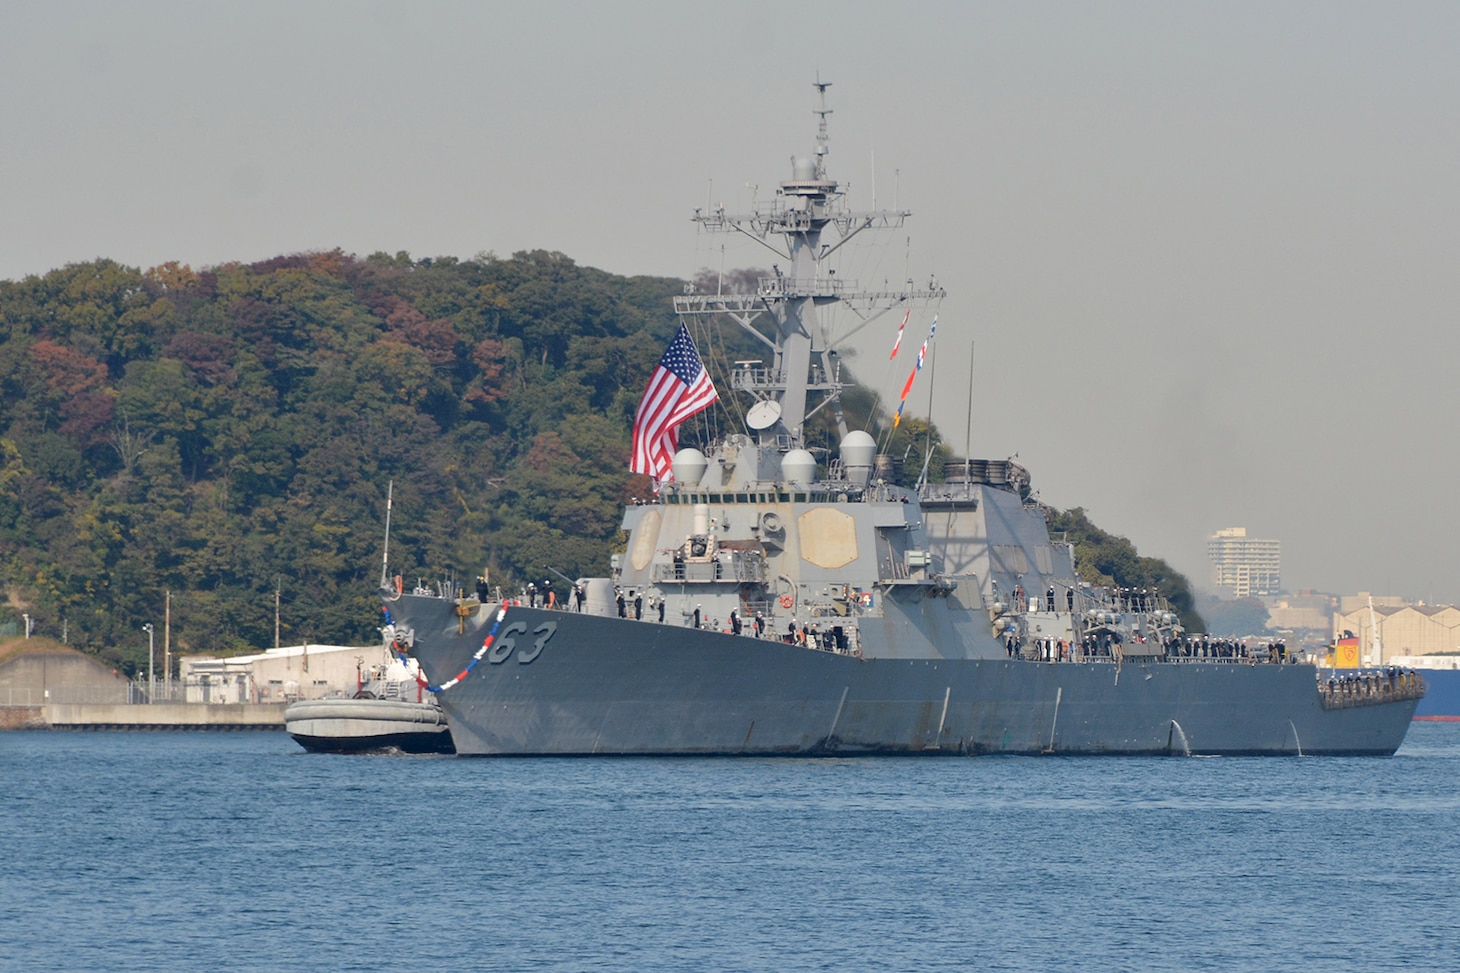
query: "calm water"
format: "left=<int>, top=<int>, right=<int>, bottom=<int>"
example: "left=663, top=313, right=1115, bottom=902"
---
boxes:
left=3, top=725, right=1458, bottom=972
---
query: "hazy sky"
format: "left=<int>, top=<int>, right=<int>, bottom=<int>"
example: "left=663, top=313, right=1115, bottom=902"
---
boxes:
left=6, top=2, right=1459, bottom=603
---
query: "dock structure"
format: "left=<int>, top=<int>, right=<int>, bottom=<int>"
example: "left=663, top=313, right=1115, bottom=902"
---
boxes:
left=44, top=702, right=288, bottom=730
left=2, top=701, right=288, bottom=731
left=1, top=638, right=292, bottom=730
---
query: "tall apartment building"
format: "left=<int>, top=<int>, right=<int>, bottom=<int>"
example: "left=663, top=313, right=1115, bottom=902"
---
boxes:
left=1207, top=527, right=1281, bottom=598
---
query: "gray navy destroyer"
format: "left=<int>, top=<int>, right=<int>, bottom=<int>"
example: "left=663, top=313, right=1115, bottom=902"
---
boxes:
left=385, top=85, right=1421, bottom=756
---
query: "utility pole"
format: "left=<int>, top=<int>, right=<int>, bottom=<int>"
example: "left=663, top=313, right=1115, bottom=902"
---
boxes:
left=164, top=590, right=171, bottom=700
left=142, top=623, right=155, bottom=703
left=275, top=577, right=282, bottom=650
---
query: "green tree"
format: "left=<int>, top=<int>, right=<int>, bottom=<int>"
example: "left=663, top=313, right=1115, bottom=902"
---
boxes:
left=1046, top=507, right=1205, bottom=631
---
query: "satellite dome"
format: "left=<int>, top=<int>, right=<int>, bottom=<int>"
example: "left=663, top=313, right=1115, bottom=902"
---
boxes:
left=839, top=430, right=876, bottom=488
left=671, top=448, right=708, bottom=486
left=781, top=449, right=816, bottom=486
left=791, top=156, right=817, bottom=181
left=839, top=430, right=876, bottom=470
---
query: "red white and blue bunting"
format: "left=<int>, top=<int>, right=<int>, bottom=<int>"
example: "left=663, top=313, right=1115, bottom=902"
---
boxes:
left=391, top=606, right=509, bottom=693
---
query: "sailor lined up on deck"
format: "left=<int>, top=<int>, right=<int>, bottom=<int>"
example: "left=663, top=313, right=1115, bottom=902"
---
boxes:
left=1117, top=588, right=1157, bottom=611
left=1002, top=582, right=1076, bottom=615
left=1323, top=668, right=1420, bottom=703
left=596, top=590, right=780, bottom=635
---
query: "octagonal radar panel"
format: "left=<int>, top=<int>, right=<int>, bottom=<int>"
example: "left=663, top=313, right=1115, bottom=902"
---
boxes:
left=746, top=400, right=782, bottom=431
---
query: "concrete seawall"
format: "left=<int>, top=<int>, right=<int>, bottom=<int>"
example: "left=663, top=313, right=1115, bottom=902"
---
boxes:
left=36, top=702, right=288, bottom=730
left=0, top=706, right=46, bottom=730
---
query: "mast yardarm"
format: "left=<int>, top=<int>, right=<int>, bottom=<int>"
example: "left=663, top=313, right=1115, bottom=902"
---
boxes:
left=675, top=82, right=943, bottom=451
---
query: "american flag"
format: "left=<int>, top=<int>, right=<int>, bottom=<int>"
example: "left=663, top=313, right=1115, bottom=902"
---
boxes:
left=630, top=323, right=719, bottom=481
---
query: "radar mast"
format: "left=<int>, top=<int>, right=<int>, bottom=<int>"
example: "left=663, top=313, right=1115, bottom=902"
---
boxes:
left=675, top=82, right=944, bottom=471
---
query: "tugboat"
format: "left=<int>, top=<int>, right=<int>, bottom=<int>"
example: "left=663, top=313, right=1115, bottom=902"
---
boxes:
left=284, top=655, right=453, bottom=755
left=382, top=83, right=1420, bottom=756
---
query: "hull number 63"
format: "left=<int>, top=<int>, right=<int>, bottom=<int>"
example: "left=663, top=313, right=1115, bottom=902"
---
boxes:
left=487, top=620, right=557, bottom=664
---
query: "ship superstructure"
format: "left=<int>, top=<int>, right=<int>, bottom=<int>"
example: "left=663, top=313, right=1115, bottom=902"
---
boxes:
left=383, top=85, right=1420, bottom=755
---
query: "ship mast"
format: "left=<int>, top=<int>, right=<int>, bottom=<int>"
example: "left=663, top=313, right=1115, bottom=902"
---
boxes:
left=675, top=82, right=943, bottom=471
left=1368, top=595, right=1383, bottom=666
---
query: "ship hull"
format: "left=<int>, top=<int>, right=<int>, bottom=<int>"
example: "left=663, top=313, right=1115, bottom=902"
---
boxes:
left=1412, top=668, right=1460, bottom=721
left=399, top=600, right=1416, bottom=756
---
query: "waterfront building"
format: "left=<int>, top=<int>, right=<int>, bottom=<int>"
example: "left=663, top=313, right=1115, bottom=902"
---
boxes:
left=1264, top=590, right=1336, bottom=632
left=180, top=643, right=401, bottom=704
left=1207, top=527, right=1281, bottom=598
left=1331, top=598, right=1460, bottom=665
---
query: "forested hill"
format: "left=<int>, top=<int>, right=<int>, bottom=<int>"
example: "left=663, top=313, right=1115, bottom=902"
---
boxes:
left=0, top=250, right=1199, bottom=674
left=0, top=250, right=691, bottom=670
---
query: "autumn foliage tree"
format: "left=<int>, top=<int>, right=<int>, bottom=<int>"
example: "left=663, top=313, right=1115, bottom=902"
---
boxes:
left=0, top=250, right=682, bottom=672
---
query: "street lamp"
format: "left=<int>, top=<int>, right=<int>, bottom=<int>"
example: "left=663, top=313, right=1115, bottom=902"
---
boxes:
left=142, top=624, right=155, bottom=703
left=21, top=613, right=31, bottom=639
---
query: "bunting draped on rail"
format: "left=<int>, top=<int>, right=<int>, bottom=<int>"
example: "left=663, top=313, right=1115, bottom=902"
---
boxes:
left=391, top=606, right=510, bottom=693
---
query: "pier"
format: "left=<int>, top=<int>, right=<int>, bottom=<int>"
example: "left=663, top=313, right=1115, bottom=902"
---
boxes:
left=43, top=702, right=288, bottom=730
left=2, top=701, right=287, bottom=731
